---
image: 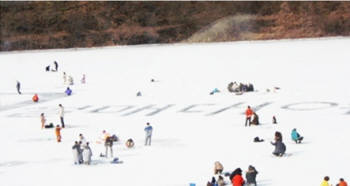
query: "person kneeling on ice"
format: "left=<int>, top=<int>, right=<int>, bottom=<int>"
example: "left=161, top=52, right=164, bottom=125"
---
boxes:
left=291, top=128, right=303, bottom=144
left=65, top=87, right=72, bottom=96
left=271, top=131, right=286, bottom=157
left=250, top=112, right=259, bottom=125
left=82, top=142, right=92, bottom=165
left=126, top=138, right=135, bottom=148
left=32, top=93, right=39, bottom=102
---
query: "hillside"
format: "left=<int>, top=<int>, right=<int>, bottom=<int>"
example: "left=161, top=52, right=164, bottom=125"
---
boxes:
left=1, top=1, right=350, bottom=51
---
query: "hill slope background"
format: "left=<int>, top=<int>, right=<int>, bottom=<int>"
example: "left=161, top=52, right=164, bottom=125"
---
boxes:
left=1, top=1, right=350, bottom=51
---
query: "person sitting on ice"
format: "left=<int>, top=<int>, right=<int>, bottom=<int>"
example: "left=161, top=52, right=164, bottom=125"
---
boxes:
left=65, top=87, right=72, bottom=96
left=228, top=82, right=240, bottom=93
left=206, top=177, right=217, bottom=186
left=125, top=138, right=135, bottom=148
left=271, top=131, right=286, bottom=157
left=210, top=88, right=220, bottom=95
left=247, top=83, right=254, bottom=92
left=45, top=65, right=50, bottom=72
left=32, top=93, right=39, bottom=102
left=250, top=112, right=260, bottom=125
left=44, top=122, right=54, bottom=129
left=291, top=128, right=303, bottom=144
left=214, top=161, right=224, bottom=175
left=136, top=91, right=142, bottom=97
left=337, top=178, right=348, bottom=186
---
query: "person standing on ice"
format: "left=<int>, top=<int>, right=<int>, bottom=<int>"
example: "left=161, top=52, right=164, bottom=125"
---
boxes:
left=55, top=125, right=62, bottom=142
left=81, top=74, right=86, bottom=84
left=78, top=133, right=87, bottom=147
left=231, top=168, right=245, bottom=186
left=245, top=165, right=258, bottom=186
left=53, top=61, right=58, bottom=72
left=245, top=106, right=253, bottom=127
left=63, top=72, right=67, bottom=84
left=58, top=104, right=65, bottom=128
left=72, top=141, right=80, bottom=164
left=100, top=130, right=113, bottom=158
left=144, top=122, right=153, bottom=146
left=82, top=142, right=92, bottom=165
left=40, top=113, right=46, bottom=129
left=16, top=81, right=21, bottom=94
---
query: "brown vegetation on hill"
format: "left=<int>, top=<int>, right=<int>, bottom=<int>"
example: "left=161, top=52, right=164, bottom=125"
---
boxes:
left=0, top=2, right=350, bottom=51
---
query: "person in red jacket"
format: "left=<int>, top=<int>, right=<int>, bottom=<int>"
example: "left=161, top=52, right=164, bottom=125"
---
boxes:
left=32, top=94, right=39, bottom=102
left=231, top=168, right=245, bottom=186
left=245, top=106, right=253, bottom=127
left=338, top=178, right=348, bottom=186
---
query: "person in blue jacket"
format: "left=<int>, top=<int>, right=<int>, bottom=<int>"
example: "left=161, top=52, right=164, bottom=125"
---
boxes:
left=65, top=87, right=72, bottom=96
left=291, top=128, right=303, bottom=144
left=144, top=122, right=153, bottom=146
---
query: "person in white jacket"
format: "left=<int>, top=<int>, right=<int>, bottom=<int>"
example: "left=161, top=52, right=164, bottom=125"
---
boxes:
left=58, top=104, right=65, bottom=128
left=83, top=142, right=92, bottom=165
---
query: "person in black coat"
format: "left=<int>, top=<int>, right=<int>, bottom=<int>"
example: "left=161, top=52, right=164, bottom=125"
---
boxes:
left=54, top=61, right=58, bottom=71
left=16, top=81, right=21, bottom=94
left=245, top=165, right=258, bottom=186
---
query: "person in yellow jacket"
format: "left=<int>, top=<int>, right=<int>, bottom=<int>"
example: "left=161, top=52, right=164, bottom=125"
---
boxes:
left=321, top=176, right=332, bottom=186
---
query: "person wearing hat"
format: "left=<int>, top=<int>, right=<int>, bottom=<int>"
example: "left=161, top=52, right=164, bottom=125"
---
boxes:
left=245, top=165, right=258, bottom=186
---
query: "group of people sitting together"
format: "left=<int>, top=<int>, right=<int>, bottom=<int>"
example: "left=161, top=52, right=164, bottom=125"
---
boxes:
left=206, top=161, right=258, bottom=186
left=227, top=82, right=254, bottom=94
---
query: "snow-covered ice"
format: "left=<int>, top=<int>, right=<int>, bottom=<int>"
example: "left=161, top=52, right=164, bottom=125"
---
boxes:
left=0, top=37, right=350, bottom=186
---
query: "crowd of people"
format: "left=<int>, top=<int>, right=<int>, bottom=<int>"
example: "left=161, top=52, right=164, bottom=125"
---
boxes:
left=13, top=60, right=345, bottom=183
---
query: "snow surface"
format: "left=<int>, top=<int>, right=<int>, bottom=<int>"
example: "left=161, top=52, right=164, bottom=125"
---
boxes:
left=0, top=37, right=350, bottom=186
